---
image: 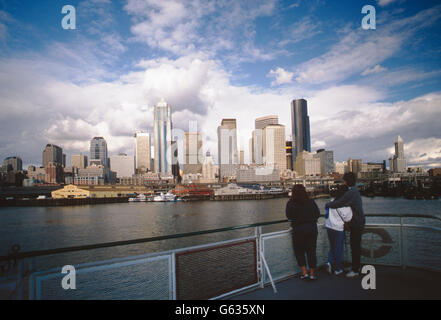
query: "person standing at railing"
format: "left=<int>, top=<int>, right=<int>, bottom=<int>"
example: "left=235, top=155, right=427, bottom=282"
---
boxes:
left=325, top=185, right=353, bottom=276
left=286, top=184, right=321, bottom=280
left=325, top=172, right=365, bottom=278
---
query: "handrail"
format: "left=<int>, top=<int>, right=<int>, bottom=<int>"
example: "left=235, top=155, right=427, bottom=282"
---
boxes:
left=1, top=213, right=440, bottom=262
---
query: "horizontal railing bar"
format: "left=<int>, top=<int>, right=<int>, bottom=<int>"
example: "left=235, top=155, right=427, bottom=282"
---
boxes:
left=1, top=213, right=440, bottom=262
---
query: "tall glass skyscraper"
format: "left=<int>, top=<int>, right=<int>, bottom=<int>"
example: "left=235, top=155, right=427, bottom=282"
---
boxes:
left=290, top=99, right=311, bottom=168
left=153, top=99, right=172, bottom=174
left=90, top=137, right=108, bottom=167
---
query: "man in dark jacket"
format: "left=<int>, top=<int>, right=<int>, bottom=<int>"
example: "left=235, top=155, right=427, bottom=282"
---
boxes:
left=325, top=172, right=365, bottom=277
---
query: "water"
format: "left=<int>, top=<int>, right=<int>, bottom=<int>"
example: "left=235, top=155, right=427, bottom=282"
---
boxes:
left=1, top=197, right=440, bottom=299
left=1, top=197, right=440, bottom=254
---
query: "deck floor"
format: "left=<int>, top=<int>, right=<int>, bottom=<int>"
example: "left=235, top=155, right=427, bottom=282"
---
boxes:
left=230, top=265, right=441, bottom=300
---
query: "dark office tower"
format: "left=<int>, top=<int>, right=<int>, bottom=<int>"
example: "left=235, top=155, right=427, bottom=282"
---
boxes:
left=290, top=99, right=311, bottom=167
left=42, top=144, right=63, bottom=167
left=90, top=137, right=108, bottom=167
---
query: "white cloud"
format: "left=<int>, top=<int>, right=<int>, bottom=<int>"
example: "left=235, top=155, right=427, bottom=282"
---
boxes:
left=361, top=64, right=387, bottom=76
left=377, top=0, right=400, bottom=7
left=123, top=0, right=277, bottom=61
left=295, top=5, right=441, bottom=84
left=268, top=67, right=294, bottom=86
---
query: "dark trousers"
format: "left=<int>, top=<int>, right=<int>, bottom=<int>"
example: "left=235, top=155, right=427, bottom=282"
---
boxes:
left=327, top=228, right=344, bottom=271
left=292, top=223, right=318, bottom=269
left=350, top=225, right=364, bottom=272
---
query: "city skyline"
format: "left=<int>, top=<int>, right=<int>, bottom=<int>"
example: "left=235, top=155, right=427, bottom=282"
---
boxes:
left=0, top=1, right=441, bottom=169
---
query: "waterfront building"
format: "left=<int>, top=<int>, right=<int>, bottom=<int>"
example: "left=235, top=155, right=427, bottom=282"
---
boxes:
left=294, top=151, right=321, bottom=176
left=43, top=144, right=63, bottom=168
left=153, top=99, right=173, bottom=174
left=2, top=156, right=23, bottom=172
left=110, top=153, right=135, bottom=178
left=262, top=124, right=287, bottom=171
left=314, top=149, right=334, bottom=175
left=71, top=154, right=88, bottom=169
left=134, top=132, right=151, bottom=173
left=392, top=135, right=407, bottom=173
left=90, top=137, right=108, bottom=168
left=217, top=119, right=239, bottom=180
left=52, top=184, right=90, bottom=199
left=183, top=132, right=203, bottom=174
left=290, top=99, right=311, bottom=167
left=236, top=167, right=280, bottom=184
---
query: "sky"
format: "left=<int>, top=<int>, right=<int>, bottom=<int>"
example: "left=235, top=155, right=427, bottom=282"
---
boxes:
left=0, top=0, right=441, bottom=169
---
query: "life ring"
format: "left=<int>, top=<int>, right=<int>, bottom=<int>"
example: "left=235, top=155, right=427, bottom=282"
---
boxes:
left=360, top=228, right=393, bottom=258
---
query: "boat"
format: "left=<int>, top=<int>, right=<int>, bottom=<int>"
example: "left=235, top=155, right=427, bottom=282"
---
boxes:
left=128, top=194, right=147, bottom=202
left=153, top=192, right=178, bottom=202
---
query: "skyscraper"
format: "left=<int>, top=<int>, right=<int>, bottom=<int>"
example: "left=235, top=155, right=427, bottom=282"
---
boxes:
left=217, top=119, right=238, bottom=179
left=315, top=149, right=334, bottom=175
left=290, top=99, right=311, bottom=168
left=262, top=124, right=287, bottom=171
left=71, top=154, right=88, bottom=169
left=2, top=156, right=23, bottom=172
left=110, top=153, right=135, bottom=178
left=183, top=132, right=203, bottom=174
left=153, top=99, right=172, bottom=174
left=392, top=135, right=407, bottom=173
left=90, top=137, right=108, bottom=167
left=254, top=115, right=278, bottom=165
left=42, top=144, right=63, bottom=167
left=134, top=132, right=151, bottom=173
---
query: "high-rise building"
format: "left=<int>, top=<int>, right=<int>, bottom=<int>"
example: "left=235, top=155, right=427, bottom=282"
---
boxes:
left=249, top=135, right=255, bottom=164
left=90, top=137, right=108, bottom=168
left=348, top=158, right=362, bottom=174
left=290, top=99, right=311, bottom=168
left=183, top=132, right=203, bottom=174
left=71, top=154, right=88, bottom=169
left=153, top=99, right=172, bottom=174
left=134, top=132, right=151, bottom=173
left=392, top=135, right=407, bottom=173
left=201, top=151, right=216, bottom=183
left=254, top=115, right=278, bottom=165
left=315, top=149, right=334, bottom=175
left=217, top=119, right=238, bottom=179
left=294, top=151, right=320, bottom=176
left=43, top=144, right=63, bottom=167
left=262, top=124, right=287, bottom=171
left=334, top=161, right=348, bottom=174
left=110, top=153, right=135, bottom=178
left=240, top=150, right=245, bottom=165
left=45, top=162, right=64, bottom=184
left=286, top=141, right=293, bottom=170
left=2, top=156, right=23, bottom=172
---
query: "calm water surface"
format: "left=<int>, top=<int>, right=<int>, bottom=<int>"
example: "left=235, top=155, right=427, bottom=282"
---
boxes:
left=1, top=197, right=440, bottom=254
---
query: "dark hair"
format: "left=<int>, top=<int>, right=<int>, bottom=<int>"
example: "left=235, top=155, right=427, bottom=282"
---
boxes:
left=333, top=184, right=349, bottom=200
left=290, top=184, right=309, bottom=204
left=343, top=172, right=356, bottom=187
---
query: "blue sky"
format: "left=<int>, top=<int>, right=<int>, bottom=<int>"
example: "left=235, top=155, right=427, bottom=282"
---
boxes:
left=1, top=0, right=441, bottom=168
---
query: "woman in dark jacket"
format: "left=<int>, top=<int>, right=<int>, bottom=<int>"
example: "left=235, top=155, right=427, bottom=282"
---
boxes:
left=286, top=184, right=321, bottom=280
